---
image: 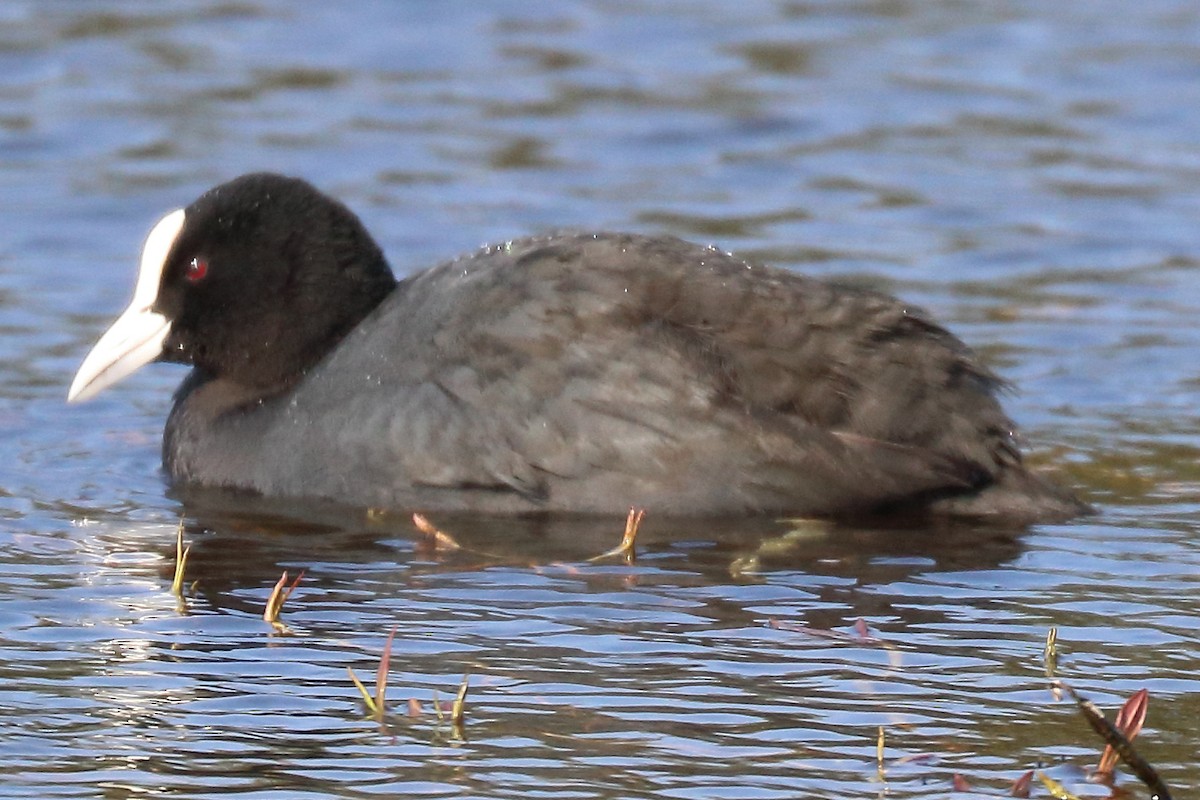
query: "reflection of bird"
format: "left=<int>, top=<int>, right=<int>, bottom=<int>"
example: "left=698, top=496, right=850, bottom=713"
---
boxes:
left=70, top=173, right=1085, bottom=522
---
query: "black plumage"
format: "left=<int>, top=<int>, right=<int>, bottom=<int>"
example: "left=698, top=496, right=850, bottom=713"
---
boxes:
left=72, top=173, right=1087, bottom=522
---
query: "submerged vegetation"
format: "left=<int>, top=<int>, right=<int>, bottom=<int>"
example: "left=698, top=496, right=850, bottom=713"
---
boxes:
left=348, top=625, right=396, bottom=721
left=262, top=569, right=304, bottom=632
left=588, top=507, right=645, bottom=563
left=781, top=615, right=1168, bottom=797
left=170, top=519, right=190, bottom=611
left=161, top=510, right=1173, bottom=796
left=347, top=624, right=471, bottom=737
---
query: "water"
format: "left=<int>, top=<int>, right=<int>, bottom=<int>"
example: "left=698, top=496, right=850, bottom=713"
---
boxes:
left=2, top=1, right=1199, bottom=796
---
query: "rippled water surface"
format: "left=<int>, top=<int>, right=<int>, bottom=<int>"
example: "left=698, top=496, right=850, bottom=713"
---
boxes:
left=3, top=1, right=1200, bottom=797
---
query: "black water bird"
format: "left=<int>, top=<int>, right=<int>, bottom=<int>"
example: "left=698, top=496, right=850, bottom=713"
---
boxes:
left=69, top=173, right=1086, bottom=522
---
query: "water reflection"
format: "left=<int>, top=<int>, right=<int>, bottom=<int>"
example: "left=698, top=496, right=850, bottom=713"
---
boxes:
left=166, top=489, right=1029, bottom=632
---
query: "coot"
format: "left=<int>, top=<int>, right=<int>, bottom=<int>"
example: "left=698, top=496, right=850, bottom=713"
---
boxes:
left=69, top=173, right=1085, bottom=521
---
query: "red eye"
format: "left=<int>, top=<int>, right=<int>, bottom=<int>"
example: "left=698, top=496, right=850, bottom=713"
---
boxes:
left=185, top=257, right=209, bottom=283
